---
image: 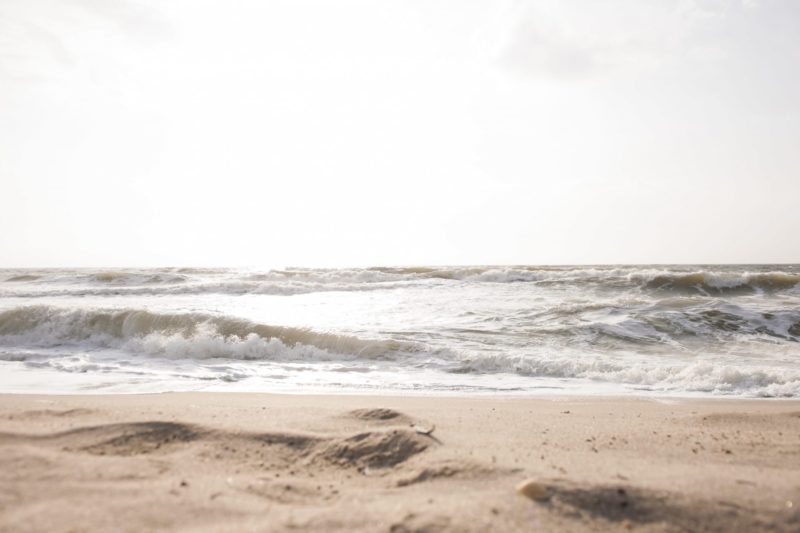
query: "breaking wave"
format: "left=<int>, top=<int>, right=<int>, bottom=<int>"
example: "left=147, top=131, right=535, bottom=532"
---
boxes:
left=0, top=306, right=416, bottom=361
left=640, top=272, right=800, bottom=295
left=531, top=303, right=800, bottom=346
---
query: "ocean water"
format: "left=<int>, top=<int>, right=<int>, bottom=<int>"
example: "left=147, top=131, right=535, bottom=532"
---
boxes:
left=0, top=265, right=798, bottom=397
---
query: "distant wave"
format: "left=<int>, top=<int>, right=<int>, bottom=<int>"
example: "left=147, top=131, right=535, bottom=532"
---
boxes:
left=4, top=266, right=798, bottom=294
left=5, top=275, right=42, bottom=282
left=3, top=266, right=799, bottom=296
left=0, top=306, right=416, bottom=361
left=364, top=266, right=800, bottom=291
left=639, top=272, right=800, bottom=295
left=0, top=281, right=417, bottom=298
left=91, top=271, right=189, bottom=285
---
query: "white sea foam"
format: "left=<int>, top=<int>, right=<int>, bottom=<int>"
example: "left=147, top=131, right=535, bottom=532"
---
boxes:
left=450, top=353, right=800, bottom=397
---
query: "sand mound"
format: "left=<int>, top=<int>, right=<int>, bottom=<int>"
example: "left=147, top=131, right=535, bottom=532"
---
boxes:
left=1, top=419, right=435, bottom=469
left=21, top=421, right=203, bottom=456
left=348, top=408, right=409, bottom=422
left=78, top=422, right=201, bottom=456
left=0, top=421, right=202, bottom=456
left=315, top=429, right=430, bottom=469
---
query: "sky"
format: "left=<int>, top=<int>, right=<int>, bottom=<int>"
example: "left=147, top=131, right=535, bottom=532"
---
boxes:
left=1, top=0, right=798, bottom=267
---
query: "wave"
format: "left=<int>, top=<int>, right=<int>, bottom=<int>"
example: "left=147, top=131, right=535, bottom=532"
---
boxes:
left=3, top=267, right=799, bottom=297
left=91, top=271, right=189, bottom=285
left=532, top=302, right=800, bottom=347
left=2, top=270, right=190, bottom=288
left=0, top=280, right=417, bottom=298
left=640, top=272, right=800, bottom=295
left=0, top=306, right=416, bottom=361
left=1, top=299, right=798, bottom=396
left=450, top=355, right=800, bottom=397
left=173, top=267, right=229, bottom=274
left=239, top=266, right=545, bottom=284
left=0, top=267, right=656, bottom=296
left=5, top=275, right=41, bottom=282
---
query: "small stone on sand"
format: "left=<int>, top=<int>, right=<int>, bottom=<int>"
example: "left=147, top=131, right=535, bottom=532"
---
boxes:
left=515, top=479, right=549, bottom=501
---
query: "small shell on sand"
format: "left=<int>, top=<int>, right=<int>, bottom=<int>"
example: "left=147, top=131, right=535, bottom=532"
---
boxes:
left=412, top=423, right=435, bottom=436
left=516, top=479, right=550, bottom=501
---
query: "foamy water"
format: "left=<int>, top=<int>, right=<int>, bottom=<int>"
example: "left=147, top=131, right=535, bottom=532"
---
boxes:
left=1, top=265, right=799, bottom=397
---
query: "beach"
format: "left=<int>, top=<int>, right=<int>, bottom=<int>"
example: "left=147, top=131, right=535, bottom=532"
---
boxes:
left=2, top=266, right=799, bottom=531
left=4, top=0, right=799, bottom=529
left=1, top=392, right=798, bottom=532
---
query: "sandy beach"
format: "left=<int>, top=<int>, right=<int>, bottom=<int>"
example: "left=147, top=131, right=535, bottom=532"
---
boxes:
left=0, top=393, right=797, bottom=532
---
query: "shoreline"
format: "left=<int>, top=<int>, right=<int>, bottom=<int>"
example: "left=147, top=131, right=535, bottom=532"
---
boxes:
left=1, top=392, right=799, bottom=531
left=2, top=387, right=799, bottom=401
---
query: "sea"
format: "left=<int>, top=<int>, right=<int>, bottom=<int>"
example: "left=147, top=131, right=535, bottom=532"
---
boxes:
left=1, top=265, right=798, bottom=397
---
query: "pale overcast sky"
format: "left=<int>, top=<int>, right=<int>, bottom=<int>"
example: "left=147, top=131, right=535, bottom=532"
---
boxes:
left=1, top=0, right=798, bottom=267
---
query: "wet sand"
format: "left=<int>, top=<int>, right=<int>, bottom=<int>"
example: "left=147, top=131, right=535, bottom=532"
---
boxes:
left=0, top=393, right=798, bottom=532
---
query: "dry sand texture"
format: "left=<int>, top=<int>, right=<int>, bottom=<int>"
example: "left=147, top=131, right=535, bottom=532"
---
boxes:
left=0, top=393, right=799, bottom=532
